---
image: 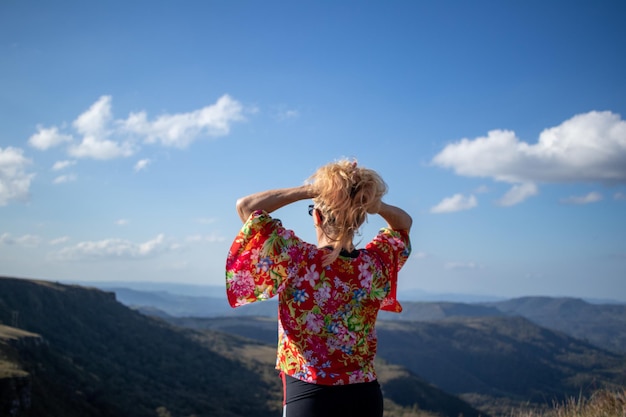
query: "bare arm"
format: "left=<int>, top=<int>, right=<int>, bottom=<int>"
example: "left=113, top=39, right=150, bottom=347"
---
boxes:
left=377, top=202, right=412, bottom=231
left=236, top=185, right=315, bottom=222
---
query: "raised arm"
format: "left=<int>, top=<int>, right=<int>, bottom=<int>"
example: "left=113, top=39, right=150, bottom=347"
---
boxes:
left=376, top=202, right=412, bottom=231
left=236, top=185, right=315, bottom=222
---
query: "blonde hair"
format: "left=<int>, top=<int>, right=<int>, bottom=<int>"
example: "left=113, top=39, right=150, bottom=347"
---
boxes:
left=307, top=158, right=387, bottom=266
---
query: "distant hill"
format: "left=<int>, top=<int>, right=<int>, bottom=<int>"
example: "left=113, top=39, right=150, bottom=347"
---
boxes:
left=16, top=276, right=623, bottom=417
left=166, top=316, right=486, bottom=417
left=375, top=316, right=626, bottom=415
left=109, top=287, right=279, bottom=318
left=378, top=298, right=626, bottom=356
left=68, top=282, right=626, bottom=353
left=485, top=296, right=626, bottom=354
left=0, top=276, right=481, bottom=417
left=179, top=314, right=626, bottom=417
left=379, top=301, right=505, bottom=321
left=96, top=284, right=626, bottom=355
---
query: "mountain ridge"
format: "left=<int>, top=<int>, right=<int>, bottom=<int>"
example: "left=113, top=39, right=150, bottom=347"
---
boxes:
left=0, top=276, right=483, bottom=417
left=99, top=283, right=626, bottom=354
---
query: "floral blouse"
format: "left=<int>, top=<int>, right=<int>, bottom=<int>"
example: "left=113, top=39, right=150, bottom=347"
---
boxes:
left=225, top=210, right=411, bottom=386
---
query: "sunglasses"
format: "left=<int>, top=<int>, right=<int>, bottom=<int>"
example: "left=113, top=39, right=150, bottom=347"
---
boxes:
left=308, top=204, right=315, bottom=216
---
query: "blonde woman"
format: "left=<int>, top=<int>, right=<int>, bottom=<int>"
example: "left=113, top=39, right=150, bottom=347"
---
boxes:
left=225, top=159, right=412, bottom=417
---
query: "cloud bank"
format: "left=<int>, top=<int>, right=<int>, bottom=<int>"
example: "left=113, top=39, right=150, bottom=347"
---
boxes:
left=0, top=147, right=35, bottom=206
left=28, top=94, right=246, bottom=160
left=0, top=94, right=248, bottom=206
left=52, top=234, right=177, bottom=261
left=0, top=233, right=42, bottom=247
left=432, top=111, right=626, bottom=205
left=48, top=231, right=224, bottom=262
left=121, top=94, right=244, bottom=148
left=560, top=191, right=603, bottom=205
left=430, top=193, right=477, bottom=213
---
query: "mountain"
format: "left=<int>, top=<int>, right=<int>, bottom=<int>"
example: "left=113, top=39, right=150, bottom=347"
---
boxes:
left=179, top=315, right=626, bottom=417
left=376, top=298, right=626, bottom=356
left=85, top=282, right=626, bottom=357
left=0, top=277, right=277, bottom=417
left=375, top=316, right=626, bottom=415
left=485, top=296, right=626, bottom=354
left=165, top=316, right=485, bottom=417
left=379, top=301, right=505, bottom=321
left=96, top=284, right=626, bottom=356
left=106, top=287, right=232, bottom=317
left=108, top=287, right=279, bottom=318
left=11, top=275, right=622, bottom=417
left=0, top=276, right=481, bottom=417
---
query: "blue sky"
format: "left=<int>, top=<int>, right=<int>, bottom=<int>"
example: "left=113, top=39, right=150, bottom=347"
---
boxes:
left=1, top=0, right=625, bottom=302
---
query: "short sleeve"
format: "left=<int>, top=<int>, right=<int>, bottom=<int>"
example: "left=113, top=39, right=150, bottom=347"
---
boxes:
left=225, top=210, right=307, bottom=308
left=366, top=228, right=411, bottom=313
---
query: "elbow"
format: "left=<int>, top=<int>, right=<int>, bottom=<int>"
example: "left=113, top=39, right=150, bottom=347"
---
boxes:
left=236, top=197, right=250, bottom=222
left=401, top=215, right=413, bottom=232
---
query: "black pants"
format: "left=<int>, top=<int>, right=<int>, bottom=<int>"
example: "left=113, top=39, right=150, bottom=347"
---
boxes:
left=282, top=374, right=384, bottom=417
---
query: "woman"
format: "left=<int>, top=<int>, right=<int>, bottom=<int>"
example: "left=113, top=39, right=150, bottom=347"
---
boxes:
left=225, top=159, right=412, bottom=417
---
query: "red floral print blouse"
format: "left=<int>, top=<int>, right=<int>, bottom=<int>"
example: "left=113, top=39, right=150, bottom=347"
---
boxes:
left=225, top=210, right=411, bottom=386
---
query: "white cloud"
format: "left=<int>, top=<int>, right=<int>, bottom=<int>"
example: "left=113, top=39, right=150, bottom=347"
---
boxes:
left=53, top=174, right=77, bottom=184
left=444, top=261, right=481, bottom=270
left=432, top=111, right=626, bottom=204
left=283, top=110, right=299, bottom=119
left=430, top=193, right=477, bottom=213
left=52, top=160, right=77, bottom=171
left=164, top=260, right=190, bottom=270
left=28, top=126, right=73, bottom=150
left=115, top=219, right=129, bottom=226
left=195, top=217, right=217, bottom=224
left=49, top=236, right=70, bottom=245
left=52, top=234, right=177, bottom=261
left=68, top=135, right=135, bottom=160
left=69, top=95, right=135, bottom=160
left=560, top=191, right=603, bottom=205
left=134, top=158, right=150, bottom=172
left=275, top=108, right=300, bottom=121
left=73, top=95, right=113, bottom=136
left=0, top=147, right=35, bottom=206
left=0, top=233, right=42, bottom=247
left=121, top=94, right=245, bottom=148
left=186, top=233, right=226, bottom=243
left=614, top=191, right=626, bottom=201
left=27, top=94, right=245, bottom=161
left=497, top=182, right=538, bottom=206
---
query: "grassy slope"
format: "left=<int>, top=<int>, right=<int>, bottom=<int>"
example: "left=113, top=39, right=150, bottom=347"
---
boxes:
left=487, top=297, right=626, bottom=354
left=375, top=316, right=626, bottom=415
left=188, top=321, right=484, bottom=417
left=0, top=277, right=276, bottom=417
left=176, top=314, right=626, bottom=417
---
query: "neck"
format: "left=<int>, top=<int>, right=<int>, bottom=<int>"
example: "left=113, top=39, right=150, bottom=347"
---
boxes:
left=316, top=229, right=353, bottom=251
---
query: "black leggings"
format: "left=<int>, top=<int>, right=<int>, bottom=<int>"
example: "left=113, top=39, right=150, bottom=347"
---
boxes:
left=282, top=374, right=384, bottom=417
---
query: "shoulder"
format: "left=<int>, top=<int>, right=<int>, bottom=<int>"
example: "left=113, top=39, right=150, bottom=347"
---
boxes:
left=368, top=228, right=410, bottom=249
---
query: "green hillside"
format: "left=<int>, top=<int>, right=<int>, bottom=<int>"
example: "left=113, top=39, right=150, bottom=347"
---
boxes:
left=3, top=276, right=624, bottom=417
left=375, top=317, right=626, bottom=415
left=173, top=316, right=485, bottom=417
left=0, top=276, right=478, bottom=417
left=487, top=296, right=626, bottom=354
left=105, top=285, right=626, bottom=358
left=179, top=314, right=626, bottom=417
left=0, top=277, right=276, bottom=417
